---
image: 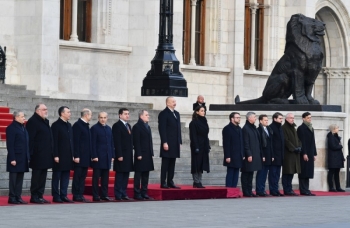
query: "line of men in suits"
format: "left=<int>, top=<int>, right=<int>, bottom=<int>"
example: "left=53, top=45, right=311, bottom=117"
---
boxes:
left=6, top=97, right=183, bottom=204
left=222, top=111, right=317, bottom=197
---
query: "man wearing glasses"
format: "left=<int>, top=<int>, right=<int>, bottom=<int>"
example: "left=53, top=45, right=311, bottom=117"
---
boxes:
left=222, top=112, right=244, bottom=188
left=26, top=104, right=54, bottom=204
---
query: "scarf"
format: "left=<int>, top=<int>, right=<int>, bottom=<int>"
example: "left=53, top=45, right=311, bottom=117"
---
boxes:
left=303, top=121, right=313, bottom=131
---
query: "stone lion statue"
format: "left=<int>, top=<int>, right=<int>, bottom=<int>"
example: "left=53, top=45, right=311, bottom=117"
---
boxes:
left=236, top=14, right=325, bottom=104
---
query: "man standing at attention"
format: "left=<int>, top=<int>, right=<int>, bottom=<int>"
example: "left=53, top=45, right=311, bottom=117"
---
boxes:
left=297, top=112, right=317, bottom=196
left=51, top=106, right=74, bottom=203
left=113, top=108, right=134, bottom=200
left=91, top=112, right=114, bottom=202
left=269, top=112, right=285, bottom=196
left=241, top=112, right=262, bottom=197
left=132, top=110, right=155, bottom=200
left=72, top=108, right=92, bottom=202
left=158, top=97, right=182, bottom=189
left=27, top=104, right=54, bottom=204
left=193, top=95, right=207, bottom=111
left=282, top=113, right=302, bottom=196
left=256, top=114, right=273, bottom=197
left=6, top=111, right=30, bottom=204
left=222, top=112, right=244, bottom=188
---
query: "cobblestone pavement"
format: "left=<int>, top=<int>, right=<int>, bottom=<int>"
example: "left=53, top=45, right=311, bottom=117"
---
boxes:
left=1, top=196, right=350, bottom=228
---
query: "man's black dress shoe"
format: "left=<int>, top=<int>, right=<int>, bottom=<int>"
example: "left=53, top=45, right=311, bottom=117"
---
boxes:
left=142, top=195, right=154, bottom=200
left=160, top=184, right=170, bottom=189
left=93, top=197, right=101, bottom=202
left=101, top=197, right=113, bottom=201
left=300, top=192, right=316, bottom=196
left=61, top=197, right=74, bottom=203
left=271, top=192, right=284, bottom=196
left=73, top=197, right=83, bottom=202
left=336, top=188, right=345, bottom=192
left=53, top=198, right=64, bottom=203
left=8, top=199, right=20, bottom=204
left=39, top=198, right=51, bottom=204
left=256, top=192, right=268, bottom=197
left=329, top=188, right=337, bottom=192
left=30, top=198, right=44, bottom=204
left=17, top=198, right=28, bottom=204
left=134, top=196, right=144, bottom=200
left=122, top=196, right=133, bottom=200
left=81, top=197, right=91, bottom=203
left=168, top=184, right=181, bottom=189
left=115, top=197, right=123, bottom=201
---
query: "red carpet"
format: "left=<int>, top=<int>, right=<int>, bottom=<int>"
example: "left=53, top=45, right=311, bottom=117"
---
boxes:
left=2, top=189, right=348, bottom=206
left=0, top=106, right=12, bottom=141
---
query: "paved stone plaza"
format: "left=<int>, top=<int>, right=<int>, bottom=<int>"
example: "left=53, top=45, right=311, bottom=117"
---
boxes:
left=1, top=196, right=350, bottom=228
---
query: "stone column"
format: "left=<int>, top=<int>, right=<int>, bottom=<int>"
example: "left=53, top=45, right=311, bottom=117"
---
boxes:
left=189, top=0, right=197, bottom=65
left=249, top=3, right=258, bottom=71
left=69, top=0, right=79, bottom=41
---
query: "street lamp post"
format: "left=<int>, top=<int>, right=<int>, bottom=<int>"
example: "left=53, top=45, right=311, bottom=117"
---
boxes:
left=141, top=0, right=188, bottom=97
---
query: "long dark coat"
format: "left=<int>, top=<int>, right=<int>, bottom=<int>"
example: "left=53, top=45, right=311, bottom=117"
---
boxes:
left=132, top=119, right=154, bottom=172
left=91, top=122, right=114, bottom=170
left=112, top=120, right=134, bottom=172
left=72, top=118, right=91, bottom=168
left=257, top=125, right=273, bottom=166
left=158, top=107, right=182, bottom=158
left=26, top=112, right=54, bottom=169
left=222, top=122, right=244, bottom=168
left=6, top=121, right=30, bottom=173
left=241, top=120, right=262, bottom=172
left=327, top=132, right=345, bottom=169
left=51, top=118, right=74, bottom=171
left=282, top=121, right=301, bottom=174
left=269, top=121, right=285, bottom=166
left=297, top=123, right=317, bottom=178
left=189, top=116, right=210, bottom=174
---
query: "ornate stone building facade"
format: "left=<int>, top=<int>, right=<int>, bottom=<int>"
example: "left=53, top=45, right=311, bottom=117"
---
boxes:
left=1, top=0, right=350, bottom=190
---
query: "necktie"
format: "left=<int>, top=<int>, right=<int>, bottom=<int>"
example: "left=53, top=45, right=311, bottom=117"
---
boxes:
left=125, top=123, right=131, bottom=134
left=264, top=127, right=269, bottom=136
left=173, top=112, right=177, bottom=119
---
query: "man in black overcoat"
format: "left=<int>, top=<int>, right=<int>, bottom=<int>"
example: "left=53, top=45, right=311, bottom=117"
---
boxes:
left=26, top=103, right=54, bottom=204
left=241, top=112, right=262, bottom=197
left=132, top=110, right=154, bottom=200
left=91, top=112, right=114, bottom=202
left=51, top=106, right=74, bottom=203
left=6, top=111, right=29, bottom=204
left=222, top=112, right=244, bottom=188
left=256, top=114, right=273, bottom=196
left=297, top=112, right=317, bottom=196
left=268, top=112, right=285, bottom=196
left=158, top=97, right=182, bottom=189
left=193, top=95, right=207, bottom=111
left=113, top=108, right=134, bottom=200
left=72, top=108, right=92, bottom=202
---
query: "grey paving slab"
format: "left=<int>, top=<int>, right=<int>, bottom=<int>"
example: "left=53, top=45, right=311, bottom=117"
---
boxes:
left=0, top=196, right=350, bottom=228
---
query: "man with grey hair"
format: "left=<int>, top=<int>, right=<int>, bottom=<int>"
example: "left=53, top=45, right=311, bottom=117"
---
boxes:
left=72, top=108, right=92, bottom=202
left=27, top=103, right=53, bottom=204
left=6, top=111, right=29, bottom=204
left=133, top=110, right=154, bottom=200
left=241, top=112, right=262, bottom=197
left=193, top=95, right=207, bottom=111
left=281, top=113, right=302, bottom=196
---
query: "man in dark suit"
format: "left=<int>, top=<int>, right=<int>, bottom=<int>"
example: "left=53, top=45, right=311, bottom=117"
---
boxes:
left=26, top=103, right=54, bottom=204
left=51, top=106, right=74, bottom=203
left=6, top=111, right=30, bottom=204
left=113, top=108, right=134, bottom=200
left=269, top=112, right=285, bottom=196
left=91, top=112, right=114, bottom=202
left=241, top=111, right=262, bottom=197
left=72, top=108, right=92, bottom=202
left=222, top=112, right=244, bottom=188
left=193, top=95, right=207, bottom=111
left=256, top=114, right=273, bottom=196
left=133, top=110, right=154, bottom=200
left=158, top=96, right=182, bottom=189
left=297, top=112, right=317, bottom=196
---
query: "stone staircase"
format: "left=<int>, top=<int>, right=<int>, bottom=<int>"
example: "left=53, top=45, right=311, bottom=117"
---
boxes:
left=0, top=83, right=227, bottom=196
